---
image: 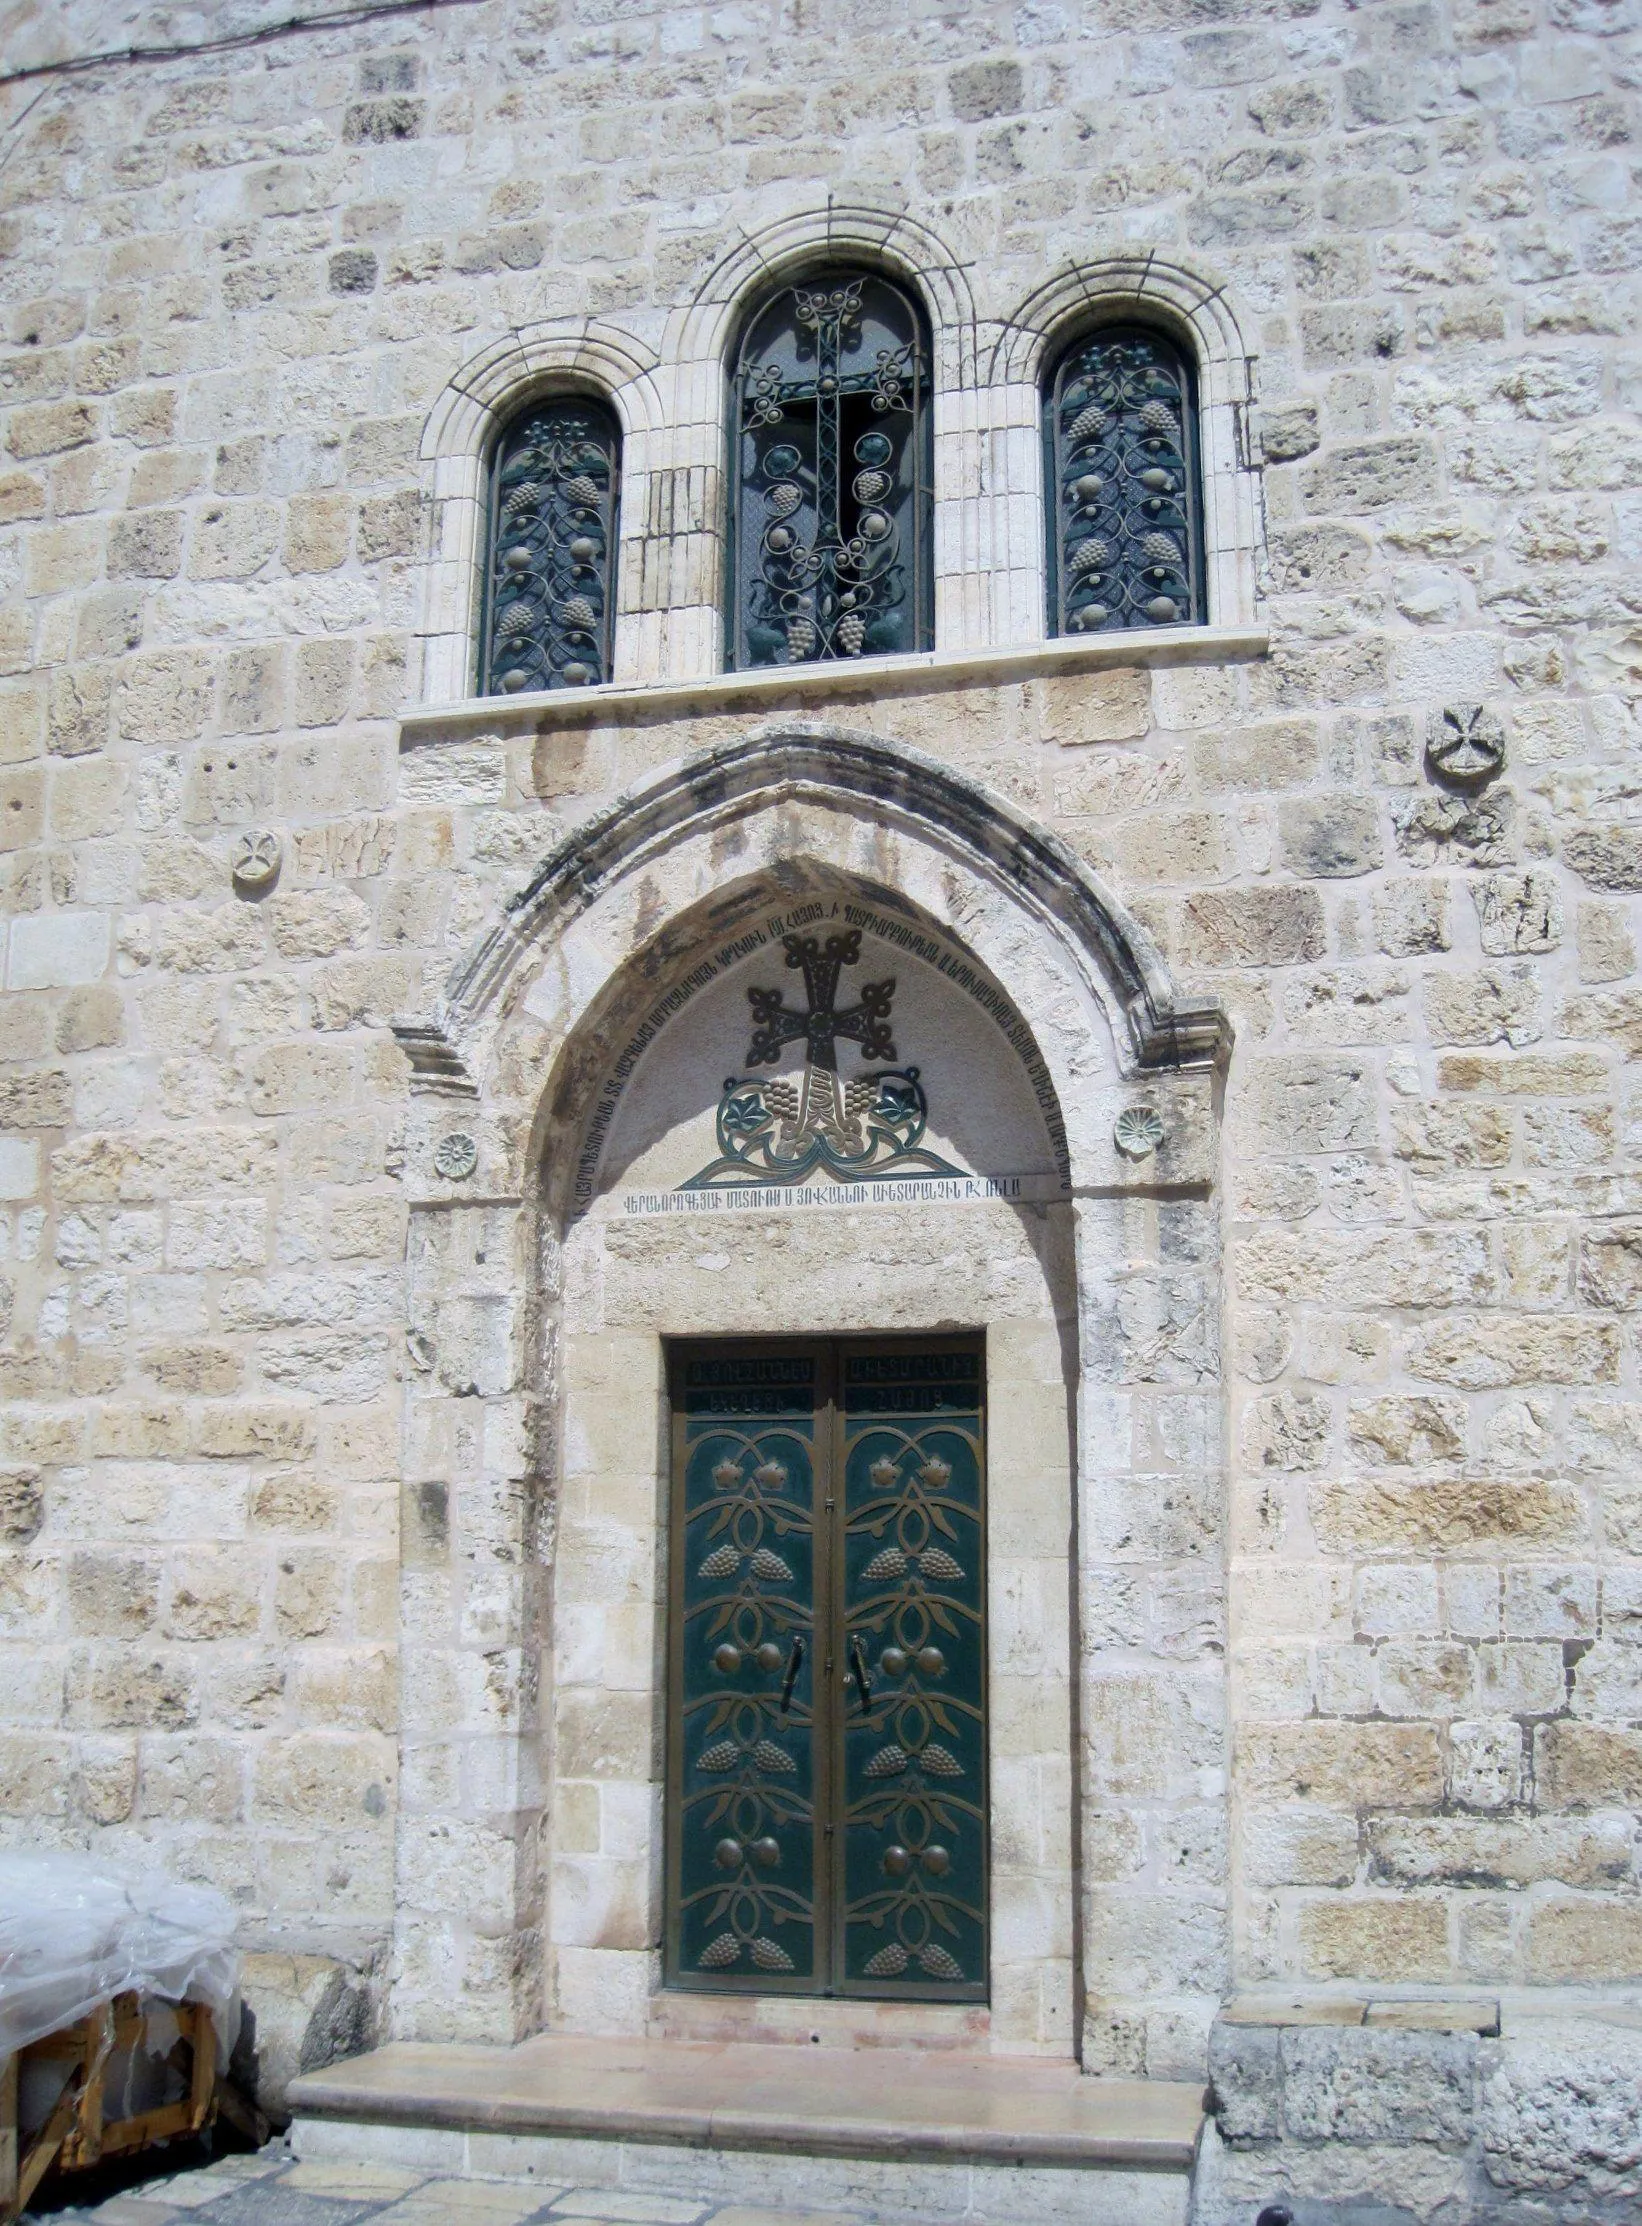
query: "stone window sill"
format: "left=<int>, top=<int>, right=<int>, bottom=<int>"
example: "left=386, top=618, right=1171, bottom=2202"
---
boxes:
left=399, top=624, right=1269, bottom=748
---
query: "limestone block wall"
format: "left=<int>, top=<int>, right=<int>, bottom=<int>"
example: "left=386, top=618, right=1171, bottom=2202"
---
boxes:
left=0, top=0, right=1638, bottom=2082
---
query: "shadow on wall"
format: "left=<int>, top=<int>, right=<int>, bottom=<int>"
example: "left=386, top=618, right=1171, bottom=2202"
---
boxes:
left=235, top=1953, right=381, bottom=2123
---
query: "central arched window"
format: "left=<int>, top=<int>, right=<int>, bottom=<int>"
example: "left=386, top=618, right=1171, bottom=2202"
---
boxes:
left=483, top=393, right=620, bottom=694
left=728, top=269, right=932, bottom=670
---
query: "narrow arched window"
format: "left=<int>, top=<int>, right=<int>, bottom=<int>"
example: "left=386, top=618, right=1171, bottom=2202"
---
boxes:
left=729, top=269, right=932, bottom=670
left=1045, top=327, right=1203, bottom=636
left=483, top=393, right=620, bottom=694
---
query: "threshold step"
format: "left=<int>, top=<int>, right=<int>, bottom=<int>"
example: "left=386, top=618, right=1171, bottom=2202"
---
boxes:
left=290, top=2035, right=1206, bottom=2226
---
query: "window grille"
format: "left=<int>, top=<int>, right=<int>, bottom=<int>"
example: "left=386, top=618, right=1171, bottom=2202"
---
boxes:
left=729, top=270, right=932, bottom=670
left=483, top=394, right=620, bottom=694
left=1044, top=327, right=1204, bottom=637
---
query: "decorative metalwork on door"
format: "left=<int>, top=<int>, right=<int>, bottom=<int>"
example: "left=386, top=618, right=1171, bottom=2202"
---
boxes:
left=483, top=394, right=619, bottom=695
left=1045, top=325, right=1203, bottom=638
left=729, top=271, right=932, bottom=670
left=667, top=1341, right=986, bottom=2000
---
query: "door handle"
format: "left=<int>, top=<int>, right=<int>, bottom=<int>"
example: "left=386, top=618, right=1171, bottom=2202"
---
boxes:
left=779, top=1634, right=804, bottom=1714
left=849, top=1635, right=873, bottom=1718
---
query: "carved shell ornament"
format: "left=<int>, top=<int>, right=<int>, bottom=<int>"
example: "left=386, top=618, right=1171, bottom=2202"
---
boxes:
left=1114, top=1105, right=1165, bottom=1160
left=1426, top=704, right=1505, bottom=788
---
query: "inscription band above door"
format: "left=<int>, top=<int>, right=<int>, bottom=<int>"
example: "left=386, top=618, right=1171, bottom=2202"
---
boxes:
left=666, top=1338, right=987, bottom=2001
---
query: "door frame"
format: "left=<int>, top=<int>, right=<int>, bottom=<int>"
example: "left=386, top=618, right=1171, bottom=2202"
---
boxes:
left=663, top=1331, right=988, bottom=2001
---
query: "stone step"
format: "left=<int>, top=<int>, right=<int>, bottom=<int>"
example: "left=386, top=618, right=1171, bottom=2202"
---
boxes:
left=289, top=2034, right=1206, bottom=2226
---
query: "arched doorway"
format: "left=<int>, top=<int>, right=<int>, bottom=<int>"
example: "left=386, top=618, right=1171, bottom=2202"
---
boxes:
left=390, top=733, right=1228, bottom=2073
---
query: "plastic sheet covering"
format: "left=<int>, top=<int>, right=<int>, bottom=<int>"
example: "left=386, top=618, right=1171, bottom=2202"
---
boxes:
left=0, top=1856, right=239, bottom=2067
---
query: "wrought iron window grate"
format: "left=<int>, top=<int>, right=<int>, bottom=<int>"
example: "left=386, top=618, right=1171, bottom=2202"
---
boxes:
left=730, top=270, right=933, bottom=671
left=1045, top=326, right=1204, bottom=637
left=483, top=394, right=620, bottom=694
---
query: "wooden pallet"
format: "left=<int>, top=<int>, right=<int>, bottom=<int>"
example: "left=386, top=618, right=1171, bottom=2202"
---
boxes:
left=0, top=1993, right=265, bottom=2224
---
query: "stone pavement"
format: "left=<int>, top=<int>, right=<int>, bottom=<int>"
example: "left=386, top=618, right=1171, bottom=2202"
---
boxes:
left=32, top=2145, right=867, bottom=2226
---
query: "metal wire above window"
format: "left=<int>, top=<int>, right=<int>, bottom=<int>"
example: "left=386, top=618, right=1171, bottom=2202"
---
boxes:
left=1045, top=326, right=1204, bottom=637
left=483, top=394, right=619, bottom=695
left=729, top=270, right=933, bottom=671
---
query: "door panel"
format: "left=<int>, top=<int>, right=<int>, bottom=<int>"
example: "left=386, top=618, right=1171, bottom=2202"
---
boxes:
left=836, top=1348, right=987, bottom=1997
left=667, top=1338, right=987, bottom=2002
left=669, top=1348, right=822, bottom=1989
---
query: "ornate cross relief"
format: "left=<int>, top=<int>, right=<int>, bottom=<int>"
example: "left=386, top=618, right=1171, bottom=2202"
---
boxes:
left=683, top=930, right=960, bottom=1189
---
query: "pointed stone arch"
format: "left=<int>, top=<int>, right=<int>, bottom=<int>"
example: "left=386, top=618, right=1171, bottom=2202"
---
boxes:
left=406, top=728, right=1229, bottom=1136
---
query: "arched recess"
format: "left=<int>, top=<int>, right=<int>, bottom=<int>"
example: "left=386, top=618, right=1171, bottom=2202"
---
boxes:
left=991, top=253, right=1263, bottom=635
left=389, top=734, right=1231, bottom=2080
left=416, top=318, right=665, bottom=705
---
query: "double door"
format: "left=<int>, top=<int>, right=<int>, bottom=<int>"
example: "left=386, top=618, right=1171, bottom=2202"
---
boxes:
left=665, top=1338, right=987, bottom=1999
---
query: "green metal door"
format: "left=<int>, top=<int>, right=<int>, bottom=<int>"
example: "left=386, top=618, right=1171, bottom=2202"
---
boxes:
left=666, top=1338, right=986, bottom=2001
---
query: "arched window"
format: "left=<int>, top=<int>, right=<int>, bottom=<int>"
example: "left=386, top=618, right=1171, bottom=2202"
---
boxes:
left=1044, top=326, right=1204, bottom=637
left=729, top=269, right=932, bottom=669
left=482, top=393, right=620, bottom=694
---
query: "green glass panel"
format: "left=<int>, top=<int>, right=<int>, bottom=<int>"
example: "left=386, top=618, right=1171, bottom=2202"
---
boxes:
left=838, top=1349, right=986, bottom=1997
left=670, top=1352, right=819, bottom=1988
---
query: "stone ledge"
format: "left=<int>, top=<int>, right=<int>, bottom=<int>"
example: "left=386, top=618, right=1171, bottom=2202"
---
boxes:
left=1222, top=1994, right=1500, bottom=2036
left=289, top=2033, right=1206, bottom=2170
left=398, top=625, right=1270, bottom=749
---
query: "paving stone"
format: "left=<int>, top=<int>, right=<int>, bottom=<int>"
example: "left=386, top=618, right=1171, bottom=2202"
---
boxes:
left=280, top=2168, right=428, bottom=2203
left=705, top=2212, right=866, bottom=2226
left=547, top=2197, right=708, bottom=2224
left=374, top=2187, right=556, bottom=2226
left=189, top=2185, right=379, bottom=2226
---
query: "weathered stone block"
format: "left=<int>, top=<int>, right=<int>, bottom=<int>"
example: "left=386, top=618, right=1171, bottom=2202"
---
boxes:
left=1424, top=963, right=1542, bottom=1047
left=1178, top=885, right=1325, bottom=966
left=1035, top=665, right=1150, bottom=745
left=1297, top=1897, right=1452, bottom=1985
left=1566, top=822, right=1642, bottom=891
left=1374, top=876, right=1450, bottom=955
left=1237, top=1229, right=1492, bottom=1310
left=1392, top=1101, right=1512, bottom=1171
left=1278, top=794, right=1382, bottom=877
left=68, top=1550, right=160, bottom=1635
left=1576, top=1225, right=1642, bottom=1310
left=1240, top=1723, right=1444, bottom=1811
left=1392, top=790, right=1513, bottom=868
left=1473, top=868, right=1562, bottom=953
left=1346, top=1395, right=1467, bottom=1467
left=1281, top=2025, right=1475, bottom=2143
left=1300, top=436, right=1437, bottom=513
left=1311, top=1477, right=1585, bottom=1555
left=1209, top=2019, right=1280, bottom=2141
left=1577, top=900, right=1634, bottom=983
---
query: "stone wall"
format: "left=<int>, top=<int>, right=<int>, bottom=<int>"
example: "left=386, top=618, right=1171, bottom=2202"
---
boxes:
left=0, top=0, right=1639, bottom=2117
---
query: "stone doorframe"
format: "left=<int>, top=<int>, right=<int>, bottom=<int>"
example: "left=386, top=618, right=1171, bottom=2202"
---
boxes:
left=387, top=727, right=1231, bottom=2078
